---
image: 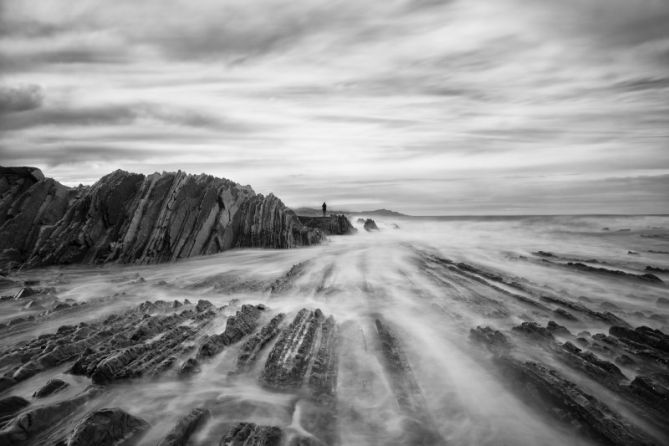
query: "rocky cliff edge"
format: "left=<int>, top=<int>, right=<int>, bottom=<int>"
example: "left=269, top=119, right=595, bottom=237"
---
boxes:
left=0, top=167, right=323, bottom=269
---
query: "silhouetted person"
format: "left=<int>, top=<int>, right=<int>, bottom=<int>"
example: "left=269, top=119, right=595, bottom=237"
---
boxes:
left=322, top=202, right=327, bottom=216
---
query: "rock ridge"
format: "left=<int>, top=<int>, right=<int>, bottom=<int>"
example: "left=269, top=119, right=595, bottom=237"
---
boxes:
left=0, top=167, right=324, bottom=269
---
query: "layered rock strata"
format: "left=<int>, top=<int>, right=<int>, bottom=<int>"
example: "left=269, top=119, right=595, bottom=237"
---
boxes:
left=0, top=167, right=324, bottom=269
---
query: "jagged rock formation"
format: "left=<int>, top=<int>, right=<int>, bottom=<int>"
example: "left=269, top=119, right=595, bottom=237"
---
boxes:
left=297, top=215, right=356, bottom=235
left=472, top=322, right=668, bottom=444
left=196, top=304, right=264, bottom=359
left=260, top=308, right=340, bottom=445
left=220, top=422, right=282, bottom=446
left=0, top=167, right=74, bottom=269
left=363, top=219, right=379, bottom=232
left=0, top=167, right=323, bottom=269
left=495, top=356, right=656, bottom=446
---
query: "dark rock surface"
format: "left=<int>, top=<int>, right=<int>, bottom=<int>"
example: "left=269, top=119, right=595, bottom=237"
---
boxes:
left=494, top=355, right=657, bottom=446
left=237, top=313, right=285, bottom=371
left=258, top=308, right=340, bottom=445
left=469, top=326, right=511, bottom=353
left=374, top=318, right=443, bottom=444
left=297, top=214, right=356, bottom=235
left=566, top=262, right=662, bottom=283
left=197, top=304, right=263, bottom=359
left=0, top=388, right=100, bottom=445
left=220, top=422, right=282, bottom=446
left=0, top=167, right=323, bottom=269
left=33, top=378, right=69, bottom=398
left=363, top=219, right=379, bottom=232
left=0, top=396, right=29, bottom=425
left=66, top=407, right=149, bottom=446
left=158, top=407, right=210, bottom=446
left=261, top=309, right=323, bottom=390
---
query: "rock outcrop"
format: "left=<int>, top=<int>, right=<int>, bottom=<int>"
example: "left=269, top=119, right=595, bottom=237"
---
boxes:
left=363, top=219, right=379, bottom=232
left=0, top=167, right=323, bottom=269
left=32, top=378, right=69, bottom=398
left=220, top=422, right=282, bottom=446
left=66, top=408, right=150, bottom=446
left=297, top=215, right=356, bottom=235
left=158, top=407, right=210, bottom=446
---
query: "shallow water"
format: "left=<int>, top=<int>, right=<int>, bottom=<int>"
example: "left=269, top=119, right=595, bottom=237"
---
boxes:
left=1, top=215, right=668, bottom=445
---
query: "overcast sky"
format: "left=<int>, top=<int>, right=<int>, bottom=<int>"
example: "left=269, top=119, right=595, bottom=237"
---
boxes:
left=1, top=0, right=668, bottom=215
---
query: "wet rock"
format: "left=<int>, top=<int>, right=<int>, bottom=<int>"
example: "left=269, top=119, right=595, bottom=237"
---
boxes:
left=557, top=342, right=627, bottom=387
left=237, top=313, right=285, bottom=371
left=269, top=262, right=308, bottom=295
left=566, top=262, right=663, bottom=283
left=0, top=396, right=29, bottom=424
left=615, top=354, right=635, bottom=366
left=197, top=305, right=263, bottom=359
left=540, top=295, right=630, bottom=327
left=363, top=219, right=379, bottom=232
left=91, top=345, right=148, bottom=384
left=308, top=315, right=338, bottom=400
left=469, top=326, right=512, bottom=353
left=553, top=308, right=578, bottom=321
left=512, top=322, right=555, bottom=342
left=66, top=408, right=150, bottom=446
left=158, top=407, right=210, bottom=446
left=645, top=266, right=669, bottom=273
left=178, top=358, right=200, bottom=376
left=33, top=378, right=69, bottom=398
left=14, top=287, right=39, bottom=300
left=220, top=305, right=264, bottom=345
left=547, top=320, right=571, bottom=337
left=374, top=318, right=443, bottom=444
left=628, top=373, right=669, bottom=418
left=195, top=299, right=214, bottom=312
left=297, top=215, right=356, bottom=235
left=495, top=356, right=657, bottom=446
left=261, top=309, right=323, bottom=390
left=609, top=326, right=669, bottom=353
left=0, top=388, right=100, bottom=444
left=219, top=422, right=282, bottom=446
left=0, top=377, right=16, bottom=393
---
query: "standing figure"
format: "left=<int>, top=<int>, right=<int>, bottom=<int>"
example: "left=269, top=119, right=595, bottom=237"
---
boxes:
left=322, top=202, right=327, bottom=216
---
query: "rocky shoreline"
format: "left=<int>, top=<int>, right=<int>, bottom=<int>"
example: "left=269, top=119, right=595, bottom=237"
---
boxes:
left=0, top=167, right=325, bottom=270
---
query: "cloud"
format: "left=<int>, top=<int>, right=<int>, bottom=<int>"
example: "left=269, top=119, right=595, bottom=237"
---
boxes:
left=0, top=102, right=244, bottom=132
left=0, top=0, right=667, bottom=213
left=0, top=84, right=44, bottom=113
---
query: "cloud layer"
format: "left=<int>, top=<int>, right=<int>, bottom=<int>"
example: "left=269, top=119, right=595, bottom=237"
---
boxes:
left=1, top=0, right=668, bottom=214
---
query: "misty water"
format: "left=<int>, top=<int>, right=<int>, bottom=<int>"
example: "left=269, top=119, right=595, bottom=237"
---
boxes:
left=2, top=215, right=668, bottom=445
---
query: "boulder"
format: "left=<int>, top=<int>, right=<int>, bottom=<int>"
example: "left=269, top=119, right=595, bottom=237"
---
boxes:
left=363, top=219, right=379, bottom=231
left=66, top=408, right=149, bottom=446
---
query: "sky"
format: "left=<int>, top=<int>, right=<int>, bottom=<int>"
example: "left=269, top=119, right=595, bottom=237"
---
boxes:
left=1, top=0, right=668, bottom=215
